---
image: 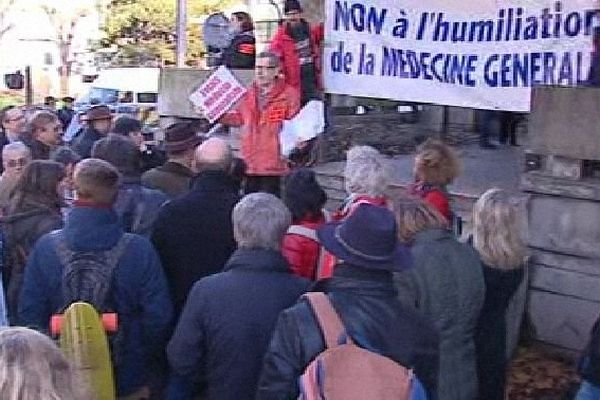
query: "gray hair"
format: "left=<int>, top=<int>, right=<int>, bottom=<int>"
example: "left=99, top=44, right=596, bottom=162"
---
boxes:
left=233, top=193, right=291, bottom=251
left=344, top=145, right=389, bottom=197
left=2, top=142, right=31, bottom=158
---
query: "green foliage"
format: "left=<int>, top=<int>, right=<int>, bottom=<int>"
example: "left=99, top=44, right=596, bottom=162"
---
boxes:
left=101, top=0, right=234, bottom=65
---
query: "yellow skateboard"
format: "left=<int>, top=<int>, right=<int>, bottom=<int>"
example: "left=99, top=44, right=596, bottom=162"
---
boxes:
left=52, top=302, right=116, bottom=400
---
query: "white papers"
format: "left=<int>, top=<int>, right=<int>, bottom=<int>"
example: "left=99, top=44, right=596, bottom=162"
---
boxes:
left=280, top=100, right=325, bottom=157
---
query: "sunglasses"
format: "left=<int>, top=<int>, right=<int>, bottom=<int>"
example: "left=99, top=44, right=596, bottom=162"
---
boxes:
left=6, top=158, right=28, bottom=168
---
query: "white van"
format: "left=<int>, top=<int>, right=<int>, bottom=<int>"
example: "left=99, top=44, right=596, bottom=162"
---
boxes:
left=76, top=67, right=160, bottom=113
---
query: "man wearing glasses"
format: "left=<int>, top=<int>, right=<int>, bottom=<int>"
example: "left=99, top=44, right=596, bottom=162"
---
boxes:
left=1, top=107, right=26, bottom=144
left=25, top=111, right=63, bottom=160
left=0, top=143, right=31, bottom=210
left=0, top=107, right=27, bottom=173
left=221, top=51, right=300, bottom=196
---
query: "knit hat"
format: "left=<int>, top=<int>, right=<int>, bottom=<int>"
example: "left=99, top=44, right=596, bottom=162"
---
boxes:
left=284, top=0, right=303, bottom=14
left=113, top=116, right=142, bottom=136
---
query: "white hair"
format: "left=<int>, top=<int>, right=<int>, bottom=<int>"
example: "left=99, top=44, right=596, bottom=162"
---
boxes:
left=2, top=142, right=31, bottom=158
left=233, top=193, right=291, bottom=251
left=344, top=145, right=389, bottom=197
left=0, top=327, right=89, bottom=400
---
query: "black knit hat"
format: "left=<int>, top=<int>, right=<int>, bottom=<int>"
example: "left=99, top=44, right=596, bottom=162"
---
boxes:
left=113, top=116, right=142, bottom=136
left=284, top=168, right=326, bottom=221
left=284, top=0, right=303, bottom=14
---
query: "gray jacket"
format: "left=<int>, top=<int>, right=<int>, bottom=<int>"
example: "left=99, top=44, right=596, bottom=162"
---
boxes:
left=395, top=228, right=485, bottom=400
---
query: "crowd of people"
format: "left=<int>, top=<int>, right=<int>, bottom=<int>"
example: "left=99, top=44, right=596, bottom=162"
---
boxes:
left=0, top=94, right=531, bottom=399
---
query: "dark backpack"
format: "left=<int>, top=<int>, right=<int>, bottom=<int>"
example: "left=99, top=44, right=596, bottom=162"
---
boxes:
left=53, top=231, right=131, bottom=312
left=52, top=231, right=132, bottom=365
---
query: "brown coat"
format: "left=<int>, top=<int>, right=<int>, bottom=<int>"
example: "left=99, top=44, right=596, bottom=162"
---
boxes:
left=141, top=161, right=195, bottom=199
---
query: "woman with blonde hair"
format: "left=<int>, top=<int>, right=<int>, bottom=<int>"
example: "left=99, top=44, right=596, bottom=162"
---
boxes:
left=0, top=327, right=87, bottom=400
left=393, top=197, right=484, bottom=400
left=472, top=188, right=527, bottom=400
left=410, top=139, right=460, bottom=223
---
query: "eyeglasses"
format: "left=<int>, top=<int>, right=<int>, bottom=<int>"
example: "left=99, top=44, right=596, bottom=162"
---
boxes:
left=6, top=115, right=25, bottom=122
left=5, top=158, right=28, bottom=168
left=255, top=65, right=278, bottom=71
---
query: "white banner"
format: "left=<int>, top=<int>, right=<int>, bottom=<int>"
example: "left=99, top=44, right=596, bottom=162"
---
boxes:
left=324, top=0, right=599, bottom=111
left=189, top=66, right=247, bottom=122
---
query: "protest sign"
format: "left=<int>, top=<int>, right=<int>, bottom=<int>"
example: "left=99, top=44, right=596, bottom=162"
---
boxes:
left=189, top=66, right=247, bottom=122
left=324, top=0, right=599, bottom=111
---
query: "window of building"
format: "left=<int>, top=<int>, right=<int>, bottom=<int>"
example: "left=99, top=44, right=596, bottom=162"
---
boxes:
left=255, top=20, right=280, bottom=44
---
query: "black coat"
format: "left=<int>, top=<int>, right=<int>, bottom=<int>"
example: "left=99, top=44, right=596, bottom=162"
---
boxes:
left=475, top=264, right=524, bottom=400
left=151, top=170, right=240, bottom=313
left=167, top=249, right=309, bottom=400
left=256, top=264, right=440, bottom=400
left=71, top=126, right=103, bottom=158
left=223, top=30, right=256, bottom=70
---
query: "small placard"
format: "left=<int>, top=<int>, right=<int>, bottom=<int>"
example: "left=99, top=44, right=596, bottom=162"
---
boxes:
left=189, top=66, right=247, bottom=123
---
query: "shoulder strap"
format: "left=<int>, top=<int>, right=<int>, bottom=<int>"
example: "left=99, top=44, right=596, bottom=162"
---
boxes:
left=52, top=231, right=132, bottom=270
left=287, top=226, right=328, bottom=280
left=303, top=292, right=351, bottom=349
left=287, top=225, right=318, bottom=241
left=52, top=230, right=73, bottom=267
left=105, top=234, right=133, bottom=270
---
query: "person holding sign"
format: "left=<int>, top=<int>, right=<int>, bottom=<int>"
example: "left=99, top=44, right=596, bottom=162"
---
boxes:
left=220, top=52, right=301, bottom=197
left=270, top=0, right=324, bottom=106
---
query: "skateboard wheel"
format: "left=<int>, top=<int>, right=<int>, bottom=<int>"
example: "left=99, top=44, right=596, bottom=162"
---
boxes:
left=50, top=315, right=63, bottom=336
left=102, top=313, right=118, bottom=333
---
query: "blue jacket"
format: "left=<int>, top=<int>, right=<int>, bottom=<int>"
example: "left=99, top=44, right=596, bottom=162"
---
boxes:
left=167, top=249, right=310, bottom=400
left=19, top=205, right=174, bottom=396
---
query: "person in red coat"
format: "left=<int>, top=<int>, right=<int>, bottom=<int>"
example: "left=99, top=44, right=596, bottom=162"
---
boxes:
left=269, top=0, right=324, bottom=106
left=281, top=168, right=328, bottom=280
left=409, top=139, right=461, bottom=223
left=220, top=51, right=301, bottom=196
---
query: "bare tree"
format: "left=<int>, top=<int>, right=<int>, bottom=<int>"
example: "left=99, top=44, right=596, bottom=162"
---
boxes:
left=0, top=0, right=15, bottom=40
left=41, top=2, right=91, bottom=96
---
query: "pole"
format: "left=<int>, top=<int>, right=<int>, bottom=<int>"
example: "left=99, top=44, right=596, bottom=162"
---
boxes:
left=176, top=0, right=187, bottom=67
left=25, top=65, right=32, bottom=106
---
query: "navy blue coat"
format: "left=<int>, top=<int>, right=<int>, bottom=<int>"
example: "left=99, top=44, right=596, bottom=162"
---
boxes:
left=167, top=249, right=310, bottom=400
left=19, top=205, right=174, bottom=397
left=256, top=264, right=440, bottom=400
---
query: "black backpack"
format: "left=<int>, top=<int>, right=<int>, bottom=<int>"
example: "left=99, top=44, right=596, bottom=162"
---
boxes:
left=52, top=231, right=132, bottom=364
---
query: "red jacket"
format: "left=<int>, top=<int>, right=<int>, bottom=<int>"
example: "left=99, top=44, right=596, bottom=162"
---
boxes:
left=269, top=23, right=324, bottom=92
left=221, top=78, right=300, bottom=176
left=319, top=196, right=389, bottom=280
left=282, top=215, right=326, bottom=280
left=409, top=181, right=451, bottom=222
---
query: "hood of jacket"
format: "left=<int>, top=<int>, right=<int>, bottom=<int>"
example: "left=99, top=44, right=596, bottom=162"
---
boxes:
left=63, top=205, right=123, bottom=251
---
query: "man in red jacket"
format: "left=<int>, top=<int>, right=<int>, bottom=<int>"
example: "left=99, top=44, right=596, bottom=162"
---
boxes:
left=270, top=0, right=324, bottom=106
left=220, top=52, right=301, bottom=196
